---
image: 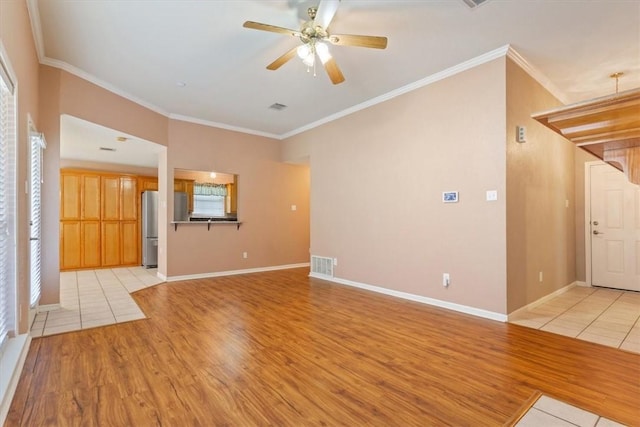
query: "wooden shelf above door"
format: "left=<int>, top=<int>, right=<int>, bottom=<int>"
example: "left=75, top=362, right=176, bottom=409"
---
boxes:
left=532, top=88, right=640, bottom=185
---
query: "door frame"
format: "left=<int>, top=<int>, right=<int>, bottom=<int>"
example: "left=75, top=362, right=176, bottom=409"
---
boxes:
left=27, top=115, right=45, bottom=327
left=583, top=160, right=606, bottom=288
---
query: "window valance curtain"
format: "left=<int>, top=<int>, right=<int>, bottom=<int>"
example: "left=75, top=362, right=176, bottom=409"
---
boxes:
left=194, top=182, right=227, bottom=196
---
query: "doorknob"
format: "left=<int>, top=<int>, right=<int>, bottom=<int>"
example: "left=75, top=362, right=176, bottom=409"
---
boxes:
left=593, top=230, right=604, bottom=235
left=592, top=221, right=599, bottom=226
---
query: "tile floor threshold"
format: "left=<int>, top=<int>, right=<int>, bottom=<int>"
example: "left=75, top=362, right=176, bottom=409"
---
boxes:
left=509, top=285, right=640, bottom=354
left=31, top=267, right=164, bottom=337
left=512, top=393, right=626, bottom=427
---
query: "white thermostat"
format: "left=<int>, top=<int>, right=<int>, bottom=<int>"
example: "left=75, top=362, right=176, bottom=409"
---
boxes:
left=443, top=191, right=459, bottom=203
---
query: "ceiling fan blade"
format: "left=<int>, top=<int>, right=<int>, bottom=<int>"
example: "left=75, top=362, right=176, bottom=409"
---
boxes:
left=243, top=21, right=300, bottom=37
left=267, top=46, right=299, bottom=70
left=329, top=34, right=388, bottom=49
left=323, top=57, right=345, bottom=85
left=314, top=0, right=340, bottom=29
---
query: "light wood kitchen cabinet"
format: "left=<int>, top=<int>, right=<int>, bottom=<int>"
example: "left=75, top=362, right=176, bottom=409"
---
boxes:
left=121, top=221, right=138, bottom=265
left=101, top=175, right=121, bottom=221
left=81, top=221, right=101, bottom=268
left=138, top=176, right=158, bottom=192
left=81, top=174, right=101, bottom=220
left=60, top=169, right=140, bottom=270
left=60, top=174, right=81, bottom=220
left=60, top=221, right=81, bottom=270
left=101, top=221, right=121, bottom=267
left=121, top=176, right=138, bottom=220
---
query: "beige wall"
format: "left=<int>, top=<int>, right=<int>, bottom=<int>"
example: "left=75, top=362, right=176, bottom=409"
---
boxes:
left=287, top=59, right=509, bottom=314
left=36, top=66, right=172, bottom=305
left=1, top=0, right=41, bottom=333
left=505, top=58, right=576, bottom=313
left=36, top=71, right=309, bottom=293
left=165, top=119, right=310, bottom=277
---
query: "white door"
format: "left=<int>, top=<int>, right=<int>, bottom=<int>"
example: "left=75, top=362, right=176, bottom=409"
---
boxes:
left=28, top=129, right=45, bottom=325
left=590, top=163, right=640, bottom=291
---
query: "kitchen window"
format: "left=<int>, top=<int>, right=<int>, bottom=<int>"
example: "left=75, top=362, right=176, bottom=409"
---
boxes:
left=192, top=194, right=225, bottom=217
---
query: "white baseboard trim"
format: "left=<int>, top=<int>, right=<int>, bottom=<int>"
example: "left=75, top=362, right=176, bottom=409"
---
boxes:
left=507, top=281, right=578, bottom=321
left=167, top=263, right=310, bottom=282
left=157, top=272, right=167, bottom=282
left=575, top=281, right=588, bottom=287
left=0, top=334, right=31, bottom=425
left=37, top=303, right=61, bottom=312
left=309, top=274, right=508, bottom=323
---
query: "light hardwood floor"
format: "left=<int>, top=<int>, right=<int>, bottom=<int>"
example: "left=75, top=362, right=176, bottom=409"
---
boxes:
left=7, top=268, right=640, bottom=426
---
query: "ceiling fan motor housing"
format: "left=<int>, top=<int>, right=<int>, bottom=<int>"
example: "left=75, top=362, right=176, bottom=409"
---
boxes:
left=300, top=21, right=328, bottom=44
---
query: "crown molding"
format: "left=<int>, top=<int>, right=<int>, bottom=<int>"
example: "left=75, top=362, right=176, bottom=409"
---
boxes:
left=26, top=0, right=45, bottom=63
left=168, top=114, right=280, bottom=140
left=279, top=45, right=512, bottom=139
left=505, top=46, right=568, bottom=104
left=22, top=4, right=564, bottom=144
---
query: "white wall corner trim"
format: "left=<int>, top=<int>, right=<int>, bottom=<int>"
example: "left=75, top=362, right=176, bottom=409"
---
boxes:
left=507, top=281, right=578, bottom=321
left=166, top=263, right=310, bottom=282
left=505, top=46, right=568, bottom=104
left=0, top=334, right=31, bottom=425
left=157, top=272, right=168, bottom=282
left=310, top=274, right=508, bottom=323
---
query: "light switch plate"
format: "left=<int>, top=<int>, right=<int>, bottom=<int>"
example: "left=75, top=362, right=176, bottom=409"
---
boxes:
left=486, top=190, right=498, bottom=201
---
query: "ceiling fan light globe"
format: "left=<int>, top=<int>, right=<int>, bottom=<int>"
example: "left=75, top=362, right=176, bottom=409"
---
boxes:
left=303, top=54, right=315, bottom=67
left=297, top=44, right=311, bottom=59
left=316, top=42, right=331, bottom=64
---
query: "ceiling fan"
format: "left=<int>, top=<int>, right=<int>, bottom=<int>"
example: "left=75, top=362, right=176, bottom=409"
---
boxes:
left=243, top=0, right=388, bottom=85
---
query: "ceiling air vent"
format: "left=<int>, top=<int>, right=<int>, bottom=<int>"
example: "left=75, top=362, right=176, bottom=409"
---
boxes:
left=99, top=147, right=116, bottom=152
left=461, top=0, right=489, bottom=9
left=269, top=103, right=288, bottom=111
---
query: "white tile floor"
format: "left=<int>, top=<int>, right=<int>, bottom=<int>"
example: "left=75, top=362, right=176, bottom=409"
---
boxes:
left=31, top=267, right=163, bottom=337
left=509, top=286, right=640, bottom=354
left=516, top=395, right=625, bottom=427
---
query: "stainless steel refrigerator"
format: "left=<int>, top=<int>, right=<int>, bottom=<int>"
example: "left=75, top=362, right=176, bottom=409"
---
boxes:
left=142, top=190, right=158, bottom=268
left=174, top=191, right=189, bottom=222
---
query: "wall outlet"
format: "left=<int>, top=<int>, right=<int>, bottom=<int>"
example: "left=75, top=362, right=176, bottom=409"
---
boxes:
left=539, top=271, right=543, bottom=283
left=291, top=205, right=297, bottom=211
left=443, top=273, right=450, bottom=287
left=243, top=252, right=248, bottom=259
left=333, top=258, right=338, bottom=266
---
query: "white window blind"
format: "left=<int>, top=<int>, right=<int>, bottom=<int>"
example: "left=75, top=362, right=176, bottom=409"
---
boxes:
left=0, top=62, right=16, bottom=349
left=193, top=194, right=225, bottom=217
left=29, top=132, right=45, bottom=307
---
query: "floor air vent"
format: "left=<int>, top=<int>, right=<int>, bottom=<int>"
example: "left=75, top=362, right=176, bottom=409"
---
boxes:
left=311, top=256, right=334, bottom=278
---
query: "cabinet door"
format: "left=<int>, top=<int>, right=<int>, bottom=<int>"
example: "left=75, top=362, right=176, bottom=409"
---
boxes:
left=102, top=176, right=120, bottom=221
left=139, top=177, right=158, bottom=191
left=121, top=221, right=138, bottom=265
left=81, top=174, right=101, bottom=220
left=101, top=221, right=121, bottom=266
left=60, top=174, right=81, bottom=220
left=185, top=180, right=194, bottom=214
left=174, top=179, right=186, bottom=192
left=60, top=221, right=81, bottom=270
left=120, top=176, right=138, bottom=220
left=81, top=221, right=101, bottom=268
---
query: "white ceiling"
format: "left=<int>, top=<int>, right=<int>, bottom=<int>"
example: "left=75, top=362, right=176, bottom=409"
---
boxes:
left=30, top=0, right=640, bottom=166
